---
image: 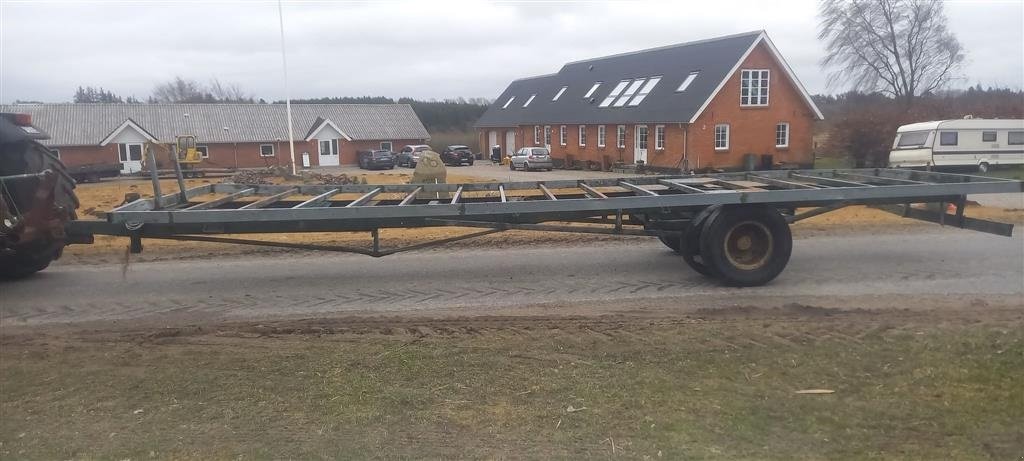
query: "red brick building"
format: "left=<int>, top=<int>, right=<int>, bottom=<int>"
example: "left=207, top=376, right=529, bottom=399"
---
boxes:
left=0, top=103, right=430, bottom=173
left=474, top=31, right=824, bottom=172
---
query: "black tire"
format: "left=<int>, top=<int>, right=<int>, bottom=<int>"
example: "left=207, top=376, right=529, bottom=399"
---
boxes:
left=468, top=159, right=474, bottom=166
left=698, top=205, right=792, bottom=287
left=524, top=162, right=531, bottom=171
left=0, top=140, right=78, bottom=279
left=509, top=161, right=516, bottom=171
left=658, top=233, right=682, bottom=253
left=681, top=206, right=722, bottom=277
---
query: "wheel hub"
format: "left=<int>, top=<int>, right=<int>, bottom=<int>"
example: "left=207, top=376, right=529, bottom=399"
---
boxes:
left=723, top=221, right=773, bottom=271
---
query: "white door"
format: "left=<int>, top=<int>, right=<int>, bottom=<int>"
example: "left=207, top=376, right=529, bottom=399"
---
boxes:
left=505, top=130, right=516, bottom=156
left=318, top=139, right=340, bottom=166
left=118, top=143, right=143, bottom=174
left=634, top=125, right=649, bottom=163
left=488, top=131, right=498, bottom=151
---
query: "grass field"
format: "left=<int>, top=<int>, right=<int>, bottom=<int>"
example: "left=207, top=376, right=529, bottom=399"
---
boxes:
left=2, top=308, right=1021, bottom=460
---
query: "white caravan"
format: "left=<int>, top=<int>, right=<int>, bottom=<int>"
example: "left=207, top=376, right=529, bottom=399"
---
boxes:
left=888, top=118, right=1024, bottom=172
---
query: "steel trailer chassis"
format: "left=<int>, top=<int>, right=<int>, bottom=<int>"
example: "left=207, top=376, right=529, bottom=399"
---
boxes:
left=66, top=168, right=1023, bottom=287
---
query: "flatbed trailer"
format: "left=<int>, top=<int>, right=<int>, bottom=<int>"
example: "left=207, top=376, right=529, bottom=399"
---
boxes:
left=65, top=167, right=1023, bottom=287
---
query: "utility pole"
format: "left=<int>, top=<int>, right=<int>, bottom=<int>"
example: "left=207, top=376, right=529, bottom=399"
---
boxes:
left=278, top=0, right=297, bottom=176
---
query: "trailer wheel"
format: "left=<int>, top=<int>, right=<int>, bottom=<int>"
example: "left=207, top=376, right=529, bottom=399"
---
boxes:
left=699, top=205, right=791, bottom=287
left=680, top=206, right=722, bottom=277
left=657, top=233, right=682, bottom=253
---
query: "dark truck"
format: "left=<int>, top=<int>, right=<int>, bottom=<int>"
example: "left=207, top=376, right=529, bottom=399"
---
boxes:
left=440, top=145, right=475, bottom=166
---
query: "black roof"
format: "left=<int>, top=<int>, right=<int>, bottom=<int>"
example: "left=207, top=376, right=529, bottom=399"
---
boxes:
left=476, top=31, right=795, bottom=128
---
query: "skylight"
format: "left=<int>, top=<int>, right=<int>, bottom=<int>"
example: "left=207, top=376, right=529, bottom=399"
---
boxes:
left=502, top=96, right=515, bottom=109
left=676, top=71, right=699, bottom=92
left=584, top=82, right=602, bottom=98
left=552, top=86, right=568, bottom=101
left=599, top=80, right=630, bottom=107
left=613, top=79, right=646, bottom=107
left=627, top=76, right=662, bottom=106
left=523, top=94, right=536, bottom=107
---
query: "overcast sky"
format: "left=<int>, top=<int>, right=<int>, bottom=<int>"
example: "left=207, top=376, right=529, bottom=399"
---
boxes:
left=1, top=0, right=1021, bottom=104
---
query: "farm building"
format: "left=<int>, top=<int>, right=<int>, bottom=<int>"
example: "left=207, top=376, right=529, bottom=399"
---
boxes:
left=474, top=30, right=824, bottom=172
left=0, top=103, right=430, bottom=173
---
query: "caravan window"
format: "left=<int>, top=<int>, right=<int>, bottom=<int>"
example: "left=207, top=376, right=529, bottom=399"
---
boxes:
left=939, top=131, right=958, bottom=146
left=982, top=131, right=997, bottom=142
left=896, top=131, right=929, bottom=148
left=1009, top=131, right=1024, bottom=145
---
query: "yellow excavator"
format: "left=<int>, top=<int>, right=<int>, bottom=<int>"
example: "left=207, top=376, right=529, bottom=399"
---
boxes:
left=174, top=135, right=205, bottom=178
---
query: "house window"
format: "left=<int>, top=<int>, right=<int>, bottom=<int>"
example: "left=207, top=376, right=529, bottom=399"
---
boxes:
left=775, top=123, right=789, bottom=148
left=714, top=124, right=730, bottom=150
left=319, top=139, right=338, bottom=156
left=628, top=76, right=662, bottom=106
left=523, top=94, right=536, bottom=107
left=655, top=125, right=665, bottom=150
left=578, top=126, right=587, bottom=147
left=1008, top=131, right=1024, bottom=145
left=559, top=125, right=567, bottom=146
left=616, top=125, right=626, bottom=148
left=600, top=80, right=631, bottom=107
left=614, top=79, right=646, bottom=107
left=637, top=126, right=648, bottom=150
left=50, top=148, right=60, bottom=159
left=260, top=144, right=275, bottom=157
left=597, top=125, right=607, bottom=147
left=196, top=145, right=210, bottom=159
left=677, top=71, right=699, bottom=92
left=584, top=82, right=602, bottom=98
left=502, top=96, right=515, bottom=109
left=544, top=126, right=552, bottom=146
left=552, top=86, right=567, bottom=101
left=534, top=126, right=541, bottom=144
left=740, top=69, right=769, bottom=106
left=119, top=143, right=143, bottom=161
left=939, top=131, right=958, bottom=146
left=380, top=141, right=392, bottom=151
left=982, top=131, right=997, bottom=142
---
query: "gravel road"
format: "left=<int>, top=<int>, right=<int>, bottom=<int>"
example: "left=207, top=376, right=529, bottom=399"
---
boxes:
left=2, top=228, right=1021, bottom=327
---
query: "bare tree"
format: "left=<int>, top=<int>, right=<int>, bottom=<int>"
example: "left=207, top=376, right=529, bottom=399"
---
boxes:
left=818, top=0, right=964, bottom=107
left=151, top=76, right=207, bottom=103
left=208, top=78, right=254, bottom=103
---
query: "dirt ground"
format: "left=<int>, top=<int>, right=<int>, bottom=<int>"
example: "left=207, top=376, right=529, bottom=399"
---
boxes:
left=61, top=172, right=1024, bottom=265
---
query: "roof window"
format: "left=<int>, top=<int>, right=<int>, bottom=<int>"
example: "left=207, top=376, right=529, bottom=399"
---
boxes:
left=552, top=86, right=568, bottom=101
left=584, top=82, right=602, bottom=98
left=627, top=76, right=661, bottom=106
left=502, top=96, right=515, bottom=109
left=613, top=79, right=646, bottom=107
left=676, top=71, right=699, bottom=92
left=523, top=94, right=536, bottom=107
left=600, top=80, right=631, bottom=107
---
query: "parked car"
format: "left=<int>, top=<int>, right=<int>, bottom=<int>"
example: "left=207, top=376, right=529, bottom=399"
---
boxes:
left=395, top=144, right=432, bottom=167
left=440, top=145, right=475, bottom=166
left=509, top=147, right=553, bottom=171
left=357, top=150, right=395, bottom=170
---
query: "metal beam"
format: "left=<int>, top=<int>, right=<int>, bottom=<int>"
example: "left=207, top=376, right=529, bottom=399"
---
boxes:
left=346, top=187, right=383, bottom=207
left=451, top=186, right=464, bottom=205
left=578, top=182, right=607, bottom=198
left=294, top=188, right=341, bottom=208
left=499, top=185, right=507, bottom=202
left=618, top=181, right=658, bottom=196
left=240, top=188, right=299, bottom=209
left=110, top=184, right=213, bottom=212
left=185, top=188, right=256, bottom=210
left=872, top=204, right=1014, bottom=237
left=538, top=183, right=558, bottom=200
left=747, top=174, right=818, bottom=190
left=788, top=202, right=850, bottom=222
left=426, top=219, right=654, bottom=236
left=658, top=179, right=706, bottom=194
left=399, top=187, right=422, bottom=206
left=834, top=171, right=927, bottom=185
left=790, top=173, right=872, bottom=188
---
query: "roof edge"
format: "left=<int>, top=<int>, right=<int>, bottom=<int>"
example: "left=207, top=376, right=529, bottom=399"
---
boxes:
left=563, top=30, right=764, bottom=67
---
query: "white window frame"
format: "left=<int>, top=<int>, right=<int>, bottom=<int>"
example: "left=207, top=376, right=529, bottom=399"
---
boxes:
left=260, top=144, right=276, bottom=157
left=616, top=125, right=626, bottom=148
left=613, top=79, right=646, bottom=107
left=597, top=125, right=606, bottom=147
left=775, top=123, right=789, bottom=148
left=119, top=143, right=143, bottom=162
left=534, top=126, right=541, bottom=145
left=502, top=96, right=515, bottom=109
left=600, top=80, right=630, bottom=107
left=50, top=148, right=60, bottom=159
left=544, top=126, right=552, bottom=146
left=584, top=82, right=602, bottom=98
left=196, top=145, right=210, bottom=159
left=676, top=71, right=699, bottom=92
left=523, top=94, right=536, bottom=107
left=578, top=125, right=586, bottom=147
left=380, top=141, right=392, bottom=152
left=740, top=69, right=770, bottom=106
left=655, top=125, right=665, bottom=150
left=559, top=125, right=567, bottom=146
left=714, top=124, right=730, bottom=151
left=552, top=86, right=567, bottom=101
left=319, top=139, right=339, bottom=156
left=628, top=76, right=662, bottom=106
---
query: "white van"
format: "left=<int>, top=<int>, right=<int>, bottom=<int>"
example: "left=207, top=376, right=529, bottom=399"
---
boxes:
left=888, top=118, right=1024, bottom=172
